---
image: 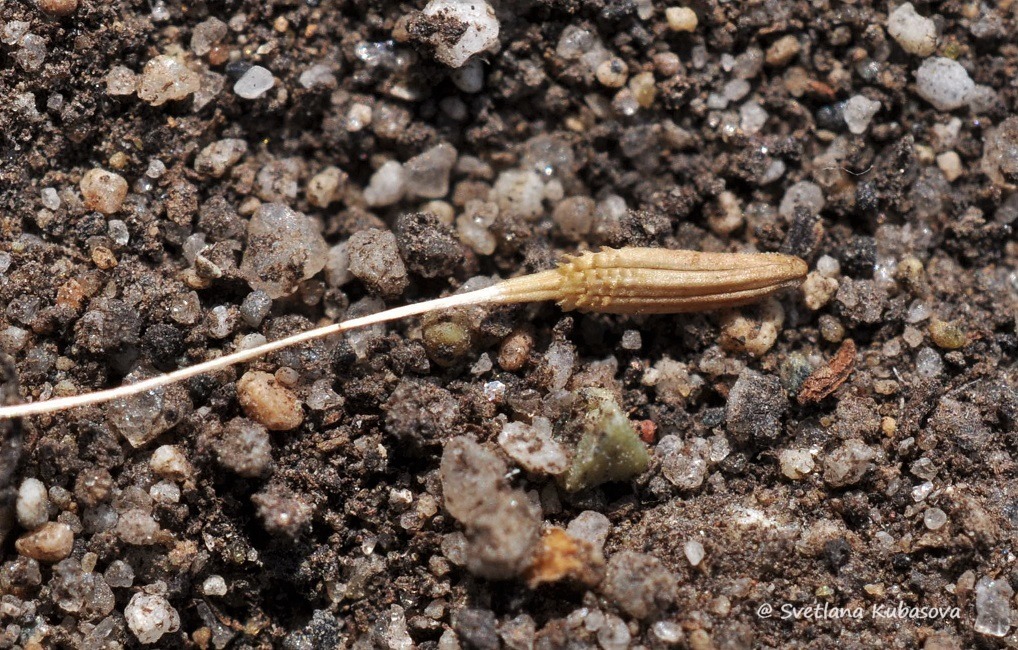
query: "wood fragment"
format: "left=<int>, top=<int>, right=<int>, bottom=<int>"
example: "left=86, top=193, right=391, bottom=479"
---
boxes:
left=797, top=339, right=857, bottom=405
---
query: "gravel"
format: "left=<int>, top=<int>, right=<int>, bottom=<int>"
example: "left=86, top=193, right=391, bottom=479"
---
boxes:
left=239, top=202, right=329, bottom=299
left=346, top=228, right=410, bottom=297
left=124, top=592, right=180, bottom=644
left=233, top=65, right=275, bottom=99
left=914, top=57, right=976, bottom=112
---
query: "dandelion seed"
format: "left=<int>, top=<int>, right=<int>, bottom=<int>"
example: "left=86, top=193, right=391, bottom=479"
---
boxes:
left=0, top=247, right=806, bottom=419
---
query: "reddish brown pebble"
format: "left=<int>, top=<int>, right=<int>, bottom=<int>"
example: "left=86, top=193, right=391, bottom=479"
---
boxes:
left=638, top=420, right=657, bottom=444
left=37, top=0, right=78, bottom=16
left=80, top=168, right=128, bottom=215
left=56, top=278, right=87, bottom=311
left=15, top=522, right=74, bottom=562
left=237, top=370, right=304, bottom=431
left=498, top=328, right=533, bottom=371
left=91, top=247, right=118, bottom=269
left=797, top=339, right=857, bottom=405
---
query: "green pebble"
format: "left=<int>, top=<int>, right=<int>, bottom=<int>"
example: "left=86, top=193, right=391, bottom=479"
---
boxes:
left=561, top=388, right=650, bottom=493
left=928, top=319, right=967, bottom=350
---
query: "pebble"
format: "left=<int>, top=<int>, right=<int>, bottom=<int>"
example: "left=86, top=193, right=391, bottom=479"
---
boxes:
left=740, top=102, right=768, bottom=134
left=15, top=33, right=46, bottom=72
left=887, top=2, right=937, bottom=56
left=202, top=575, right=227, bottom=596
left=726, top=370, right=789, bottom=443
left=305, top=379, right=344, bottom=411
left=393, top=211, right=463, bottom=278
left=823, top=438, right=876, bottom=487
left=207, top=306, right=235, bottom=338
left=915, top=346, right=944, bottom=378
left=237, top=371, right=304, bottom=431
left=597, top=614, right=631, bottom=650
left=105, top=65, right=137, bottom=95
left=596, top=58, right=628, bottom=88
left=552, top=196, right=596, bottom=241
left=835, top=278, right=887, bottom=325
left=149, top=445, right=192, bottom=482
left=298, top=63, right=337, bottom=89
left=255, top=158, right=302, bottom=202
left=765, top=35, right=800, bottom=67
left=665, top=6, right=698, bottom=32
left=324, top=243, right=352, bottom=289
left=843, top=95, right=880, bottom=134
left=108, top=219, right=130, bottom=245
left=137, top=55, right=200, bottom=106
left=346, top=103, right=373, bottom=131
left=239, top=203, right=329, bottom=299
left=723, top=79, right=750, bottom=102
left=644, top=358, right=704, bottom=409
left=801, top=271, right=839, bottom=310
left=16, top=478, right=49, bottom=530
left=440, top=436, right=540, bottom=579
left=651, top=621, right=685, bottom=645
left=498, top=417, right=569, bottom=475
left=307, top=166, right=347, bottom=207
left=125, top=593, right=180, bottom=644
left=779, top=180, right=825, bottom=218
left=116, top=509, right=161, bottom=545
left=80, top=168, right=128, bottom=215
left=240, top=290, right=272, bottom=327
left=778, top=448, right=815, bottom=480
left=363, top=160, right=407, bottom=206
left=37, top=0, right=79, bottom=16
left=923, top=507, right=947, bottom=530
left=601, top=551, right=677, bottom=620
left=980, top=117, right=1018, bottom=188
left=193, top=138, right=248, bottom=177
left=40, top=186, right=61, bottom=210
left=493, top=169, right=545, bottom=219
left=234, top=65, right=275, bottom=99
left=451, top=58, right=485, bottom=92
left=456, top=200, right=498, bottom=254
left=190, top=17, right=227, bottom=56
left=974, top=576, right=1012, bottom=637
left=683, top=540, right=705, bottom=566
left=566, top=511, right=611, bottom=554
left=658, top=435, right=710, bottom=490
left=15, top=522, right=74, bottom=562
left=422, top=0, right=500, bottom=68
left=915, top=57, right=975, bottom=112
left=561, top=388, right=649, bottom=493
left=620, top=330, right=641, bottom=350
left=104, top=560, right=135, bottom=588
left=75, top=468, right=113, bottom=508
left=106, top=367, right=192, bottom=448
left=216, top=417, right=273, bottom=477
left=936, top=151, right=963, bottom=181
left=347, top=228, right=410, bottom=298
left=544, top=341, right=575, bottom=390
left=251, top=483, right=313, bottom=537
left=404, top=143, right=457, bottom=199
left=719, top=298, right=785, bottom=356
left=150, top=481, right=180, bottom=504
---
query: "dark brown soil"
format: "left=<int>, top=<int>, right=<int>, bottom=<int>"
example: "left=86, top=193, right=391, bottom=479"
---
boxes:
left=1, top=0, right=1016, bottom=648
